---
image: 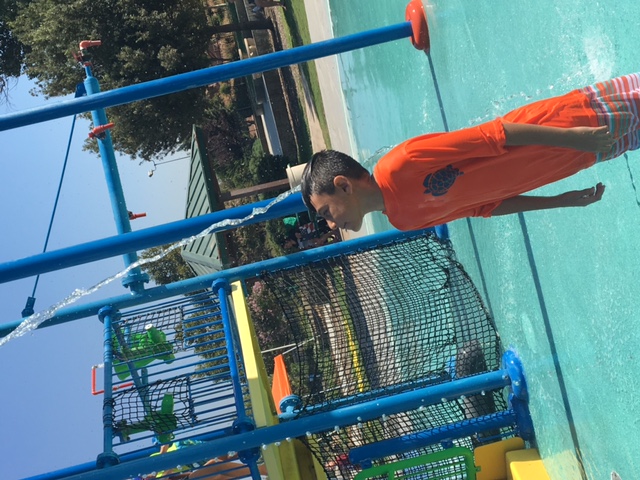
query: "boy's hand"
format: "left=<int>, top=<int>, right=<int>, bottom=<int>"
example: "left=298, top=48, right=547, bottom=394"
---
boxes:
left=567, top=125, right=615, bottom=153
left=558, top=182, right=606, bottom=206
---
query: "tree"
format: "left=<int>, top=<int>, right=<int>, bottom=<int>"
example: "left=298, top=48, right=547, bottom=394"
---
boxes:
left=139, top=245, right=194, bottom=286
left=202, top=103, right=251, bottom=184
left=8, top=0, right=216, bottom=160
left=0, top=0, right=28, bottom=99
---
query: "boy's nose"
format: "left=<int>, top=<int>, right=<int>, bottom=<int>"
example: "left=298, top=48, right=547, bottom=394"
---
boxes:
left=327, top=220, right=337, bottom=229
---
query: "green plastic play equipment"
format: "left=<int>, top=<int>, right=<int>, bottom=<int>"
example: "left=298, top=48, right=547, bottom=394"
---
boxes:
left=354, top=447, right=478, bottom=480
left=113, top=325, right=175, bottom=380
left=115, top=393, right=177, bottom=444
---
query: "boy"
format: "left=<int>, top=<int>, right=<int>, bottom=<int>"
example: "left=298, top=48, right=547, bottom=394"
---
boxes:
left=300, top=74, right=640, bottom=232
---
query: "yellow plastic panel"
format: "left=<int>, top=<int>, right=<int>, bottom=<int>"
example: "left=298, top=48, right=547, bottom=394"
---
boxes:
left=475, top=437, right=525, bottom=480
left=506, top=449, right=551, bottom=480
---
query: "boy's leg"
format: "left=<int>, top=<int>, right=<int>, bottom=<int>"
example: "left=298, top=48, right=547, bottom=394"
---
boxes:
left=580, top=73, right=640, bottom=161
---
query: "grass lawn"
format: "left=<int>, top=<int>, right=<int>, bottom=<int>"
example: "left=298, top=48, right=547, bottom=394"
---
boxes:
left=280, top=0, right=332, bottom=149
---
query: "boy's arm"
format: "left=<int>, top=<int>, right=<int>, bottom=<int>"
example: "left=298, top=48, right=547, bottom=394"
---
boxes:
left=491, top=183, right=605, bottom=216
left=502, top=122, right=614, bottom=152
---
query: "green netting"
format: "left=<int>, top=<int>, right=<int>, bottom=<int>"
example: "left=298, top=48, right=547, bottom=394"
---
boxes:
left=354, top=447, right=477, bottom=480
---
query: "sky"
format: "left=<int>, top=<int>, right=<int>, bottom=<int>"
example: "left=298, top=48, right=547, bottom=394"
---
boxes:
left=0, top=76, right=191, bottom=479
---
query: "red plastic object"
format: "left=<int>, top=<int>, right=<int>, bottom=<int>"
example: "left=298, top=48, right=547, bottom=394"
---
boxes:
left=406, top=0, right=430, bottom=53
left=91, top=365, right=133, bottom=395
left=79, top=40, right=102, bottom=50
left=88, top=122, right=115, bottom=139
left=128, top=212, right=147, bottom=220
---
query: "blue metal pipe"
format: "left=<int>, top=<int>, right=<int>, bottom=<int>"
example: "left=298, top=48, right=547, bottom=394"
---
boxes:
left=348, top=410, right=518, bottom=466
left=0, top=192, right=306, bottom=284
left=213, top=279, right=248, bottom=421
left=146, top=356, right=230, bottom=380
left=110, top=324, right=151, bottom=415
left=0, top=23, right=413, bottom=131
left=96, top=306, right=120, bottom=468
left=34, top=369, right=510, bottom=480
left=25, top=428, right=235, bottom=480
left=84, top=68, right=147, bottom=293
left=248, top=462, right=263, bottom=480
left=0, top=228, right=433, bottom=337
left=280, top=372, right=450, bottom=419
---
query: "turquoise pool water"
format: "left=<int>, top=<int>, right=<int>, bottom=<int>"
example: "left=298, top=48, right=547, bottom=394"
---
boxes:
left=328, top=1, right=640, bottom=479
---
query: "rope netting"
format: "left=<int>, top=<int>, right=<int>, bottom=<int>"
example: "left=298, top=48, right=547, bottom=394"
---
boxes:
left=112, top=377, right=196, bottom=443
left=259, top=232, right=508, bottom=479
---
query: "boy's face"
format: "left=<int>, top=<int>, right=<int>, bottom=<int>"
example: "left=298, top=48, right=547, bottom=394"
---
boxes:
left=309, top=177, right=364, bottom=232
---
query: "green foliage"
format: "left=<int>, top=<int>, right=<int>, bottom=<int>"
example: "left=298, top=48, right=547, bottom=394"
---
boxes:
left=139, top=245, right=195, bottom=286
left=280, top=0, right=331, bottom=149
left=202, top=103, right=252, bottom=185
left=0, top=1, right=26, bottom=74
left=221, top=142, right=296, bottom=264
left=182, top=307, right=227, bottom=380
left=248, top=144, right=290, bottom=184
left=228, top=217, right=270, bottom=266
left=8, top=0, right=216, bottom=159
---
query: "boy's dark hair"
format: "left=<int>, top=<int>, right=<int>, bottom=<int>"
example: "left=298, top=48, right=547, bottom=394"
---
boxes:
left=300, top=150, right=369, bottom=212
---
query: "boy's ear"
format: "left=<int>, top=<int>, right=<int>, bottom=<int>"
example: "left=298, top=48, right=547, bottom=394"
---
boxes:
left=333, top=175, right=352, bottom=194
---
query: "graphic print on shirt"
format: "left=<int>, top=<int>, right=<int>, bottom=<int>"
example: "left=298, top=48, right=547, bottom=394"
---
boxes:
left=423, top=165, right=464, bottom=196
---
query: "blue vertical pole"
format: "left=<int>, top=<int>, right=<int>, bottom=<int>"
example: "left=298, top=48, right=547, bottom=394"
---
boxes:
left=110, top=324, right=150, bottom=414
left=84, top=66, right=148, bottom=293
left=213, top=279, right=249, bottom=421
left=213, top=278, right=261, bottom=478
left=97, top=306, right=120, bottom=468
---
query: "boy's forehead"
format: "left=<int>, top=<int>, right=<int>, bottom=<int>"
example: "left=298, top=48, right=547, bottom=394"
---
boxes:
left=310, top=192, right=338, bottom=211
left=309, top=192, right=324, bottom=208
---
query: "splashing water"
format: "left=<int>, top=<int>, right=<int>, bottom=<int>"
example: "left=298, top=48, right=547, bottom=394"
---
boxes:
left=360, top=146, right=395, bottom=173
left=465, top=74, right=595, bottom=126
left=0, top=187, right=300, bottom=347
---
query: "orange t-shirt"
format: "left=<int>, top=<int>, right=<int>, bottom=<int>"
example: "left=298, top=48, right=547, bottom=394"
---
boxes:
left=374, top=90, right=600, bottom=230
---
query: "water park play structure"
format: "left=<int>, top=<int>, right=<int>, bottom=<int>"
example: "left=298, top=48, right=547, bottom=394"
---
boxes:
left=0, top=1, right=551, bottom=479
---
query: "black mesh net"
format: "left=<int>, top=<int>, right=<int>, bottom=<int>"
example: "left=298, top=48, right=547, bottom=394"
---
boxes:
left=259, top=232, right=508, bottom=479
left=112, top=377, right=196, bottom=443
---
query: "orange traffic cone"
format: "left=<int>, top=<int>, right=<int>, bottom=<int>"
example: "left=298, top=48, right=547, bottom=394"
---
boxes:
left=272, top=354, right=292, bottom=414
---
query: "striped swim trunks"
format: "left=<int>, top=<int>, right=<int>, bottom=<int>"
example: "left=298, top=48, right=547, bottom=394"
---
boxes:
left=580, top=73, right=640, bottom=162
